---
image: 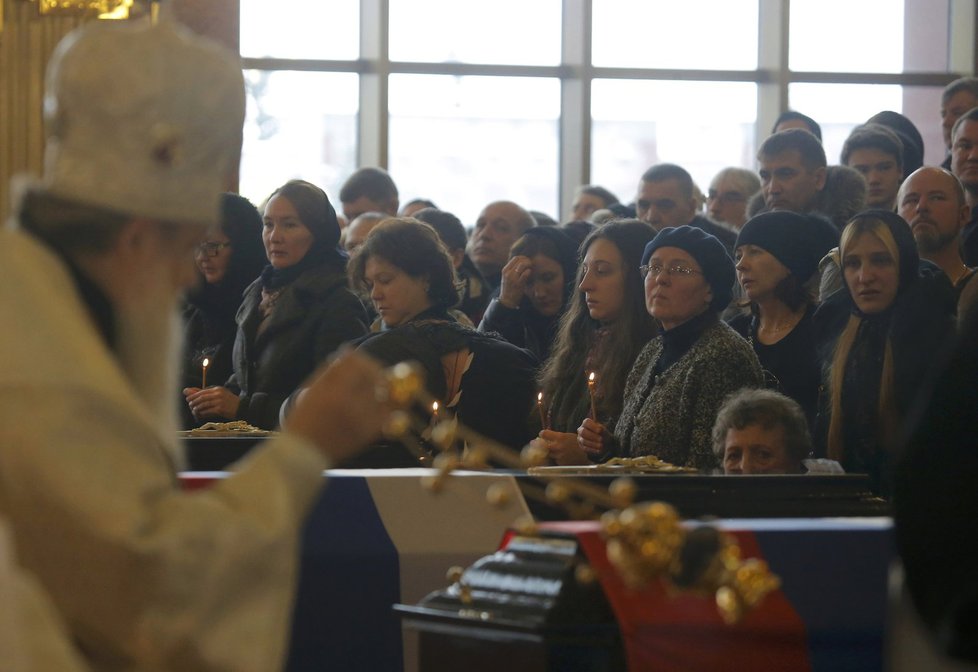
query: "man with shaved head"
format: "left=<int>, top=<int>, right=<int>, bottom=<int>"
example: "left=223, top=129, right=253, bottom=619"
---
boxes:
left=467, top=200, right=536, bottom=291
left=898, top=167, right=974, bottom=294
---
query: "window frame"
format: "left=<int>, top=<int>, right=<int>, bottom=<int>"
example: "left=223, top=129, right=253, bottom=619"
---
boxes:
left=240, top=0, right=978, bottom=221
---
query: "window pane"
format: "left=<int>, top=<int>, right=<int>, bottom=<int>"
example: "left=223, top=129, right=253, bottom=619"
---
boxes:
left=591, top=80, right=757, bottom=204
left=388, top=74, right=560, bottom=224
left=593, top=0, right=758, bottom=70
left=788, top=83, right=903, bottom=165
left=240, top=71, right=358, bottom=207
left=901, top=86, right=947, bottom=166
left=240, top=0, right=359, bottom=60
left=790, top=0, right=904, bottom=73
left=388, top=0, right=560, bottom=65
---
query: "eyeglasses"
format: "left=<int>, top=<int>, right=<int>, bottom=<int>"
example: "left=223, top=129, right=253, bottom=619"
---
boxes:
left=194, top=241, right=232, bottom=258
left=640, top=263, right=703, bottom=278
left=707, top=191, right=747, bottom=206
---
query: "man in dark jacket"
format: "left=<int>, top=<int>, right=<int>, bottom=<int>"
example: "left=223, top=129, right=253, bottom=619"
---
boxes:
left=749, top=128, right=866, bottom=232
left=950, top=107, right=978, bottom=266
left=635, top=163, right=736, bottom=253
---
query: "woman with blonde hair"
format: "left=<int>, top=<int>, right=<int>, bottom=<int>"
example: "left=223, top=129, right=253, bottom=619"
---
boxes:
left=816, top=210, right=956, bottom=493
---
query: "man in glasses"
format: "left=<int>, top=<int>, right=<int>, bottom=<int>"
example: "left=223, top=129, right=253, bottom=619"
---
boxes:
left=707, top=167, right=762, bottom=231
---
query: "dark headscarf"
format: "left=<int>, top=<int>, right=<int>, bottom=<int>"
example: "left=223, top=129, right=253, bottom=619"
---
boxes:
left=259, top=179, right=347, bottom=290
left=866, top=111, right=925, bottom=177
left=186, top=193, right=266, bottom=315
left=842, top=209, right=919, bottom=304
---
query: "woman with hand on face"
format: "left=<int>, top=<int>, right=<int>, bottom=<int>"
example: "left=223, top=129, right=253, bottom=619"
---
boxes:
left=728, top=212, right=838, bottom=430
left=535, top=220, right=658, bottom=465
left=478, top=227, right=579, bottom=363
left=184, top=180, right=368, bottom=429
left=591, top=226, right=763, bottom=472
left=816, top=210, right=956, bottom=494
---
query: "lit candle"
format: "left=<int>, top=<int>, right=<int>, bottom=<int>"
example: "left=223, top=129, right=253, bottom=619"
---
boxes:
left=431, top=400, right=439, bottom=428
left=587, top=371, right=597, bottom=420
left=537, top=392, right=547, bottom=429
left=201, top=358, right=210, bottom=389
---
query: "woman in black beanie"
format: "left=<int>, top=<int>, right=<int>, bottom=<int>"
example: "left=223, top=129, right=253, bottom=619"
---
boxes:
left=184, top=179, right=369, bottom=429
left=729, top=211, right=838, bottom=430
left=580, top=225, right=763, bottom=471
left=178, top=193, right=268, bottom=428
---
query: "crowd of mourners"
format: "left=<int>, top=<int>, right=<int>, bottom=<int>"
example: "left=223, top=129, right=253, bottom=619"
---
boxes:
left=180, top=77, right=978, bottom=497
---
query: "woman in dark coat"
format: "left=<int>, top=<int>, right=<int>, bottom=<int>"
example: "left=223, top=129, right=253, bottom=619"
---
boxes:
left=184, top=179, right=368, bottom=429
left=179, top=193, right=267, bottom=428
left=728, top=211, right=838, bottom=430
left=478, top=226, right=579, bottom=363
left=815, top=209, right=957, bottom=494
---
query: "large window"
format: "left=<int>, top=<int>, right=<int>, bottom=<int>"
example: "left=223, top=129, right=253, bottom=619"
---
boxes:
left=240, top=0, right=975, bottom=223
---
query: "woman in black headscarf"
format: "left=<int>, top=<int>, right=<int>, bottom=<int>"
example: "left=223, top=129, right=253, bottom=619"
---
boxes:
left=185, top=179, right=368, bottom=429
left=179, top=193, right=267, bottom=428
left=815, top=209, right=956, bottom=493
left=478, top=226, right=579, bottom=363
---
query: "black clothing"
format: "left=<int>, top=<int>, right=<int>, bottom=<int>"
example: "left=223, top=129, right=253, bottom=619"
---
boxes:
left=478, top=226, right=578, bottom=364
left=656, top=310, right=717, bottom=375
left=812, top=212, right=957, bottom=494
left=479, top=299, right=560, bottom=363
left=961, top=205, right=978, bottom=268
left=228, top=261, right=368, bottom=429
left=357, top=320, right=539, bottom=461
left=728, top=305, right=820, bottom=430
left=689, top=214, right=736, bottom=256
left=894, top=305, right=978, bottom=664
left=457, top=256, right=491, bottom=325
left=180, top=284, right=240, bottom=428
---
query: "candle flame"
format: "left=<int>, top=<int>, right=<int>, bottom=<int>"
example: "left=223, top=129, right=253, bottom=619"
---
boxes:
left=537, top=392, right=543, bottom=403
left=202, top=358, right=210, bottom=368
left=588, top=371, right=595, bottom=383
left=432, top=401, right=439, bottom=412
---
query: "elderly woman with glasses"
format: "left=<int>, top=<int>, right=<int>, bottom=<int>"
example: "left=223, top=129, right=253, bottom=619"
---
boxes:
left=579, top=226, right=763, bottom=471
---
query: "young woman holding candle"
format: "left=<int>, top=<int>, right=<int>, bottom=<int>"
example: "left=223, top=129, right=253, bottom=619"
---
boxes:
left=535, top=220, right=659, bottom=465
left=478, top=226, right=580, bottom=363
left=348, top=218, right=538, bottom=459
left=815, top=210, right=956, bottom=494
left=178, top=193, right=266, bottom=429
left=184, top=180, right=369, bottom=429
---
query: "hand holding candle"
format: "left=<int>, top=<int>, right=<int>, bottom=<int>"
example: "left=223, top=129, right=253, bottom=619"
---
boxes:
left=587, top=371, right=597, bottom=420
left=201, top=357, right=210, bottom=389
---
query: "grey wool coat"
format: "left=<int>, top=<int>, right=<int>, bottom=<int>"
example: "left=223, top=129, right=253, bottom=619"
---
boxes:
left=614, top=320, right=764, bottom=471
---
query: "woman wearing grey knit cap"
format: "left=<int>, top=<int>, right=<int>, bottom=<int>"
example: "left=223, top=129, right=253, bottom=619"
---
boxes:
left=728, top=211, right=839, bottom=430
left=579, top=225, right=763, bottom=471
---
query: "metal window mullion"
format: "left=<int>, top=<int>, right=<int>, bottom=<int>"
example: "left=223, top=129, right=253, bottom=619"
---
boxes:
left=359, top=0, right=388, bottom=168
left=560, top=0, right=591, bottom=222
